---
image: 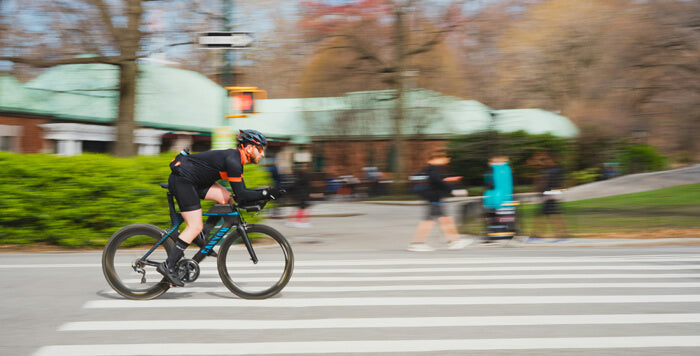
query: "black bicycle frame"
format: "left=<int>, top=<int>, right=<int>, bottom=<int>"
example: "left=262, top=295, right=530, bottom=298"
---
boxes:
left=138, top=190, right=259, bottom=267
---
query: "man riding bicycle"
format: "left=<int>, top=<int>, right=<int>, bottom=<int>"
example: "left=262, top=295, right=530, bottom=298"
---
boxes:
left=158, top=129, right=283, bottom=286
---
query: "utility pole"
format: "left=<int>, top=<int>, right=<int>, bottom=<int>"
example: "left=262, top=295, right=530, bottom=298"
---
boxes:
left=221, top=0, right=235, bottom=86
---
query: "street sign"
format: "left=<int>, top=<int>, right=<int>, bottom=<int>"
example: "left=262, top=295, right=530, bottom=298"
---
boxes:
left=198, top=32, right=254, bottom=49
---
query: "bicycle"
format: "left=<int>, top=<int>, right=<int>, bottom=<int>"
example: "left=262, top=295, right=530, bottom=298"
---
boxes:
left=102, top=183, right=294, bottom=300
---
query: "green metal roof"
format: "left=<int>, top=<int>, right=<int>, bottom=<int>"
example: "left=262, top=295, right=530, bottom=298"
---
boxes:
left=491, top=109, right=580, bottom=137
left=229, top=89, right=579, bottom=140
left=0, top=75, right=29, bottom=108
left=3, top=67, right=578, bottom=140
left=2, top=63, right=228, bottom=132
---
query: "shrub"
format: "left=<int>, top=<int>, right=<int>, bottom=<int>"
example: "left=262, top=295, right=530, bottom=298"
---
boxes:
left=0, top=153, right=271, bottom=247
left=448, top=130, right=572, bottom=186
left=618, top=144, right=667, bottom=174
left=570, top=168, right=601, bottom=185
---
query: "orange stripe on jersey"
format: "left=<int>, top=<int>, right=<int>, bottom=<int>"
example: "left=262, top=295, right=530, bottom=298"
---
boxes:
left=220, top=171, right=243, bottom=182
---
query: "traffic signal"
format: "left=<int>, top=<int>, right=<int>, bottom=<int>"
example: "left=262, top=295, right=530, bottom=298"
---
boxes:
left=226, top=87, right=267, bottom=118
left=233, top=92, right=255, bottom=113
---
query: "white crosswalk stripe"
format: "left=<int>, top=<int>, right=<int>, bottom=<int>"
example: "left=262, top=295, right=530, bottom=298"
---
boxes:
left=35, top=254, right=700, bottom=355
left=59, top=314, right=700, bottom=331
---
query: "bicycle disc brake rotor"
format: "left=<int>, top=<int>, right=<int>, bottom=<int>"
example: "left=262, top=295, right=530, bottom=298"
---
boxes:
left=176, top=259, right=200, bottom=282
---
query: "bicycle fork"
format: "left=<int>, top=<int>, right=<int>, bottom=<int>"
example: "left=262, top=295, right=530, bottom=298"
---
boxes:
left=238, top=224, right=259, bottom=264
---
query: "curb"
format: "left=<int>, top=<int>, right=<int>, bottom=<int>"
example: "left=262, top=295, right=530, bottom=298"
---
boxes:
left=469, top=237, right=700, bottom=248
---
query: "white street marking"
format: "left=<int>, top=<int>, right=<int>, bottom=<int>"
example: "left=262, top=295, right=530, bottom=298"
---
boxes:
left=33, top=336, right=700, bottom=356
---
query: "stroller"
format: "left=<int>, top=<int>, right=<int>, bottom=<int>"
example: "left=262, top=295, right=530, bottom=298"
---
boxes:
left=484, top=201, right=519, bottom=241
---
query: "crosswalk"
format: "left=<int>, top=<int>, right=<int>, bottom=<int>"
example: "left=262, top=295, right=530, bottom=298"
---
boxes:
left=35, top=253, right=700, bottom=355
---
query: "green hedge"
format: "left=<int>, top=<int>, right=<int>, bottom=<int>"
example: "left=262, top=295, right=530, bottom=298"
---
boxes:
left=0, top=153, right=271, bottom=247
left=448, top=130, right=572, bottom=186
left=619, top=144, right=668, bottom=174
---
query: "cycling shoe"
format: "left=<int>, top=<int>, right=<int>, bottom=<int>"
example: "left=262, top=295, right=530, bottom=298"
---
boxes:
left=156, top=261, right=184, bottom=287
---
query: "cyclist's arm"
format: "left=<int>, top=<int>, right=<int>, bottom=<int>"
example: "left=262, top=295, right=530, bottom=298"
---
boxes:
left=223, top=153, right=267, bottom=203
left=228, top=179, right=267, bottom=202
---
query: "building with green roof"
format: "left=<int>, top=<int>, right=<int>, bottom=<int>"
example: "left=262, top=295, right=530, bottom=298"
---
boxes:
left=228, top=89, right=579, bottom=176
left=1, top=62, right=578, bottom=178
left=0, top=62, right=228, bottom=155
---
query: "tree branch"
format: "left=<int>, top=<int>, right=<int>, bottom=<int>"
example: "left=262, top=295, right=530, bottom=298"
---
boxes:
left=0, top=55, right=131, bottom=68
left=84, top=0, right=123, bottom=48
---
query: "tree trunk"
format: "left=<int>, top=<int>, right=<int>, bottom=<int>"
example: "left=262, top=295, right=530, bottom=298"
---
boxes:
left=112, top=0, right=143, bottom=157
left=113, top=60, right=138, bottom=157
left=391, top=5, right=407, bottom=195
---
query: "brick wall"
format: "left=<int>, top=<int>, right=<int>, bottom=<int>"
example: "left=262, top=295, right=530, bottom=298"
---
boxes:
left=312, top=139, right=448, bottom=178
left=0, top=114, right=49, bottom=153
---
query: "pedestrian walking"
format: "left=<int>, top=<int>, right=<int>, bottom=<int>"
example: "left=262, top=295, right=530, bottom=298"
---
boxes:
left=529, top=152, right=569, bottom=242
left=286, top=163, right=313, bottom=228
left=407, top=150, right=471, bottom=252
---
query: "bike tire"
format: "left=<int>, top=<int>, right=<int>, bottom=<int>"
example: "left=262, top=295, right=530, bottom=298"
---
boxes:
left=102, top=223, right=174, bottom=300
left=217, top=224, right=294, bottom=299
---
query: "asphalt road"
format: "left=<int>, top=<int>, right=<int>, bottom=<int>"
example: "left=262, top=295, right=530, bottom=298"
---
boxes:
left=3, top=245, right=700, bottom=356
left=2, top=184, right=700, bottom=356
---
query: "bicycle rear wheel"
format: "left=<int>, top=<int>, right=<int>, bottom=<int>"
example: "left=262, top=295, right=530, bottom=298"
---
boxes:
left=217, top=224, right=294, bottom=299
left=102, top=223, right=174, bottom=300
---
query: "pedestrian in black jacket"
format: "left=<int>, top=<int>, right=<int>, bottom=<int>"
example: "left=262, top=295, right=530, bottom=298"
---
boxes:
left=408, top=150, right=470, bottom=252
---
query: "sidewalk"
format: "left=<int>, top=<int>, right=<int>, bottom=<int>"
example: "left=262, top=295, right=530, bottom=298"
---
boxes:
left=268, top=200, right=700, bottom=251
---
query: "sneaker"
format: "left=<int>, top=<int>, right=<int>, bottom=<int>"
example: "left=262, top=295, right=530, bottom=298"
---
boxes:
left=156, top=262, right=184, bottom=287
left=285, top=221, right=301, bottom=228
left=448, top=238, right=471, bottom=250
left=406, top=243, right=435, bottom=252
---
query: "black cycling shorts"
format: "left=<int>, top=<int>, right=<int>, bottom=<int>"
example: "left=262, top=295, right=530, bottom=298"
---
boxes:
left=168, top=173, right=211, bottom=212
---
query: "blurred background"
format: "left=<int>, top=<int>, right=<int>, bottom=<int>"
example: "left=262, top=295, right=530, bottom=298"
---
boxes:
left=0, top=0, right=698, bottom=246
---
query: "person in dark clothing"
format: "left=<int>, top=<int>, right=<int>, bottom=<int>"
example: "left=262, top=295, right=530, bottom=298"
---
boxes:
left=157, top=129, right=283, bottom=286
left=287, top=163, right=313, bottom=228
left=530, top=152, right=569, bottom=242
left=408, top=150, right=470, bottom=251
left=265, top=158, right=284, bottom=218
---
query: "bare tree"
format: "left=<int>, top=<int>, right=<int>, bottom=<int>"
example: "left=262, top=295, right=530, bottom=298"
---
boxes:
left=0, top=0, right=238, bottom=156
left=0, top=0, right=150, bottom=156
left=298, top=0, right=466, bottom=191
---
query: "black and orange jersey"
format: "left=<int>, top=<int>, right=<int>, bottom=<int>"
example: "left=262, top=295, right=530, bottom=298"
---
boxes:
left=170, top=148, right=265, bottom=203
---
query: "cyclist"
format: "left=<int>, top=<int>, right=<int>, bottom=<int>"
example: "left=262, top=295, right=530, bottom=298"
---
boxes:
left=157, top=129, right=283, bottom=286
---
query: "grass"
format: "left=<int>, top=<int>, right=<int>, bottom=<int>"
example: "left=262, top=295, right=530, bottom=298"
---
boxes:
left=460, top=184, right=700, bottom=237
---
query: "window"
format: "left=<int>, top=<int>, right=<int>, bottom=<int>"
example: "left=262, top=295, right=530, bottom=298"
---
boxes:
left=0, top=136, right=15, bottom=152
left=82, top=140, right=110, bottom=153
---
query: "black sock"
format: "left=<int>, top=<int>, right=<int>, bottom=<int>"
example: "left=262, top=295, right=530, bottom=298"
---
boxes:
left=165, top=238, right=189, bottom=268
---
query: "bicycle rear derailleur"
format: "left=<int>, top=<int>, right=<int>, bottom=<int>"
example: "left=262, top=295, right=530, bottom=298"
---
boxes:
left=176, top=259, right=200, bottom=283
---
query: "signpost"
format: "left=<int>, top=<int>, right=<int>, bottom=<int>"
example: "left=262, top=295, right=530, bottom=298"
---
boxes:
left=198, top=32, right=254, bottom=49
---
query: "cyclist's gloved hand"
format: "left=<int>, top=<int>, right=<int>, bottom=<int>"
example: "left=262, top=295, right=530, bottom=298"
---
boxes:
left=267, top=187, right=285, bottom=200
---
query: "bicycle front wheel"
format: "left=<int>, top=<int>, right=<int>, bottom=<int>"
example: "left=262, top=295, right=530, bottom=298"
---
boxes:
left=217, top=224, right=294, bottom=299
left=102, top=223, right=174, bottom=300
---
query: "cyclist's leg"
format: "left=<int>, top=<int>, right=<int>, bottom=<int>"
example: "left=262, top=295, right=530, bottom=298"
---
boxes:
left=158, top=175, right=204, bottom=285
left=179, top=209, right=204, bottom=243
left=204, top=182, right=234, bottom=205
